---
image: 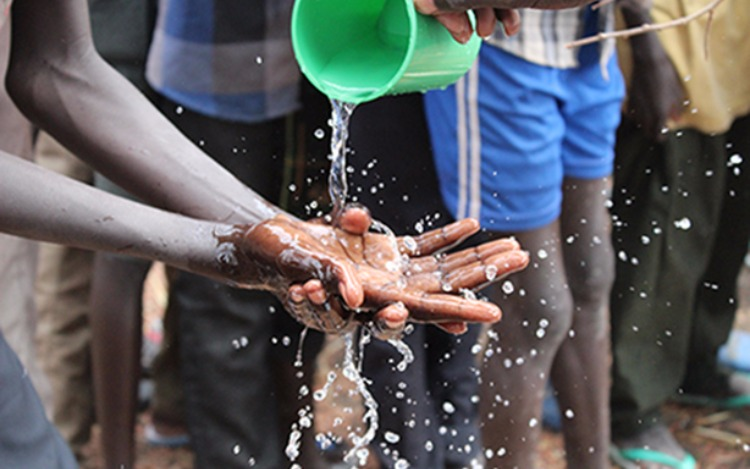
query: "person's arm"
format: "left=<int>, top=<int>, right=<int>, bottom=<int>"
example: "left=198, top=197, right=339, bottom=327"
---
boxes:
left=7, top=0, right=279, bottom=225
left=618, top=0, right=685, bottom=140
left=4, top=0, right=529, bottom=337
left=414, top=0, right=596, bottom=42
left=0, top=151, right=529, bottom=338
left=0, top=150, right=223, bottom=276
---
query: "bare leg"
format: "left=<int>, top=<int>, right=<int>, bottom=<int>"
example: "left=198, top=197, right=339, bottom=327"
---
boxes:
left=89, top=252, right=150, bottom=468
left=551, top=176, right=614, bottom=468
left=480, top=221, right=574, bottom=469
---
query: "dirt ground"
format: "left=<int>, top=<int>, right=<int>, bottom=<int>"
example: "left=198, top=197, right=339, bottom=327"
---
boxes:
left=79, top=263, right=750, bottom=468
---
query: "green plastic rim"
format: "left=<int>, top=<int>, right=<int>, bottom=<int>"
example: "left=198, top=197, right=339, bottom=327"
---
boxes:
left=291, top=0, right=419, bottom=104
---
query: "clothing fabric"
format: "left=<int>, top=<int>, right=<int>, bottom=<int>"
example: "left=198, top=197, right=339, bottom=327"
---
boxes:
left=156, top=97, right=323, bottom=469
left=0, top=331, right=78, bottom=469
left=146, top=0, right=300, bottom=124
left=609, top=0, right=750, bottom=438
left=609, top=115, right=750, bottom=437
left=618, top=0, right=750, bottom=134
left=423, top=42, right=623, bottom=232
left=348, top=94, right=483, bottom=469
left=486, top=3, right=615, bottom=69
left=0, top=16, right=52, bottom=413
left=34, top=131, right=96, bottom=457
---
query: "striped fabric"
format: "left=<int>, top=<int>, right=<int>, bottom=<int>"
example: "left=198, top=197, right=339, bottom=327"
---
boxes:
left=486, top=3, right=615, bottom=70
left=145, top=0, right=300, bottom=124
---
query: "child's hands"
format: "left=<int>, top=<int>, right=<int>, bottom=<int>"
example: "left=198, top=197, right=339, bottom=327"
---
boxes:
left=220, top=205, right=529, bottom=339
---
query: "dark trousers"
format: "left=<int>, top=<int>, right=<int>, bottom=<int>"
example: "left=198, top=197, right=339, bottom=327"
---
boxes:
left=348, top=94, right=483, bottom=468
left=609, top=115, right=750, bottom=437
left=157, top=99, right=323, bottom=468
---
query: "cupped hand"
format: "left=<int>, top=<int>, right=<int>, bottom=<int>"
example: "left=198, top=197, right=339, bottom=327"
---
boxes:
left=220, top=205, right=529, bottom=339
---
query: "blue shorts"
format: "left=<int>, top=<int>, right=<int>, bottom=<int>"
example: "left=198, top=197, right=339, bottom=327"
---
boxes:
left=423, top=45, right=624, bottom=232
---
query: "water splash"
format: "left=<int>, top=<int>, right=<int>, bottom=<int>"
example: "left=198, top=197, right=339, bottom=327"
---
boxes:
left=341, top=331, right=379, bottom=466
left=328, top=99, right=357, bottom=216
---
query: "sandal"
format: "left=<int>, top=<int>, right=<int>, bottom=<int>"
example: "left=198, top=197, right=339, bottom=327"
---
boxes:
left=611, top=446, right=697, bottom=469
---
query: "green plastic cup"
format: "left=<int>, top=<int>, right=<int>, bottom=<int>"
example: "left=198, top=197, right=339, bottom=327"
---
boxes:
left=292, top=0, right=482, bottom=104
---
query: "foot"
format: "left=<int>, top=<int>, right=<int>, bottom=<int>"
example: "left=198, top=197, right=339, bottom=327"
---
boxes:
left=144, top=420, right=190, bottom=448
left=612, top=423, right=695, bottom=469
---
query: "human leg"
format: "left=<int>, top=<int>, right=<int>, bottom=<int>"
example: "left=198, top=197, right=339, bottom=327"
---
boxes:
left=681, top=114, right=750, bottom=399
left=426, top=324, right=483, bottom=469
left=146, top=266, right=187, bottom=445
left=609, top=122, right=728, bottom=439
left=89, top=251, right=151, bottom=466
left=479, top=222, right=574, bottom=468
left=550, top=176, right=614, bottom=468
left=156, top=100, right=292, bottom=468
left=547, top=50, right=622, bottom=466
left=348, top=93, right=483, bottom=468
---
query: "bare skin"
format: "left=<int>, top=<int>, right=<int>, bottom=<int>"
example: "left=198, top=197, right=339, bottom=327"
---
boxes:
left=609, top=3, right=691, bottom=468
left=224, top=210, right=529, bottom=338
left=3, top=0, right=529, bottom=337
left=618, top=0, right=686, bottom=141
left=414, top=0, right=596, bottom=43
left=479, top=177, right=614, bottom=469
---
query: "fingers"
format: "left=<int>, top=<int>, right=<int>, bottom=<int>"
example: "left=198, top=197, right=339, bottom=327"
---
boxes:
left=399, top=218, right=480, bottom=256
left=433, top=12, right=475, bottom=44
left=408, top=236, right=521, bottom=273
left=371, top=302, right=409, bottom=340
left=495, top=8, right=521, bottom=36
left=474, top=7, right=497, bottom=37
left=408, top=293, right=502, bottom=323
left=335, top=204, right=372, bottom=235
left=441, top=249, right=529, bottom=291
left=365, top=284, right=502, bottom=324
left=436, top=321, right=468, bottom=335
left=287, top=282, right=353, bottom=334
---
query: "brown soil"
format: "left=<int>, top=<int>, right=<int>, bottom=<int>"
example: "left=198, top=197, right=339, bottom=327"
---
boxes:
left=80, top=264, right=750, bottom=468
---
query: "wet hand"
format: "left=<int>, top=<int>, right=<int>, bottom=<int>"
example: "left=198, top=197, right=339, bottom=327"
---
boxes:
left=222, top=205, right=529, bottom=339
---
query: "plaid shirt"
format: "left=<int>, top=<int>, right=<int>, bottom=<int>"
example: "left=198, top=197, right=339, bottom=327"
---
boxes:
left=145, top=0, right=300, bottom=124
left=486, top=3, right=615, bottom=70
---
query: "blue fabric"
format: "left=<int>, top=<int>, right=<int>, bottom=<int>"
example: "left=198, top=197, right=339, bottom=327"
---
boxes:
left=146, top=0, right=300, bottom=123
left=161, top=0, right=214, bottom=42
left=423, top=45, right=624, bottom=232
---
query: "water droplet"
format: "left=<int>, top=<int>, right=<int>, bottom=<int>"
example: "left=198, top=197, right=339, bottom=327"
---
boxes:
left=394, top=459, right=410, bottom=469
left=384, top=431, right=401, bottom=444
left=485, top=265, right=498, bottom=282
left=674, top=217, right=692, bottom=230
left=443, top=401, right=456, bottom=414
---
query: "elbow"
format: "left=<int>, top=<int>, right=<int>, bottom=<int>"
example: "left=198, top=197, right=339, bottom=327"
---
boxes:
left=5, top=51, right=46, bottom=125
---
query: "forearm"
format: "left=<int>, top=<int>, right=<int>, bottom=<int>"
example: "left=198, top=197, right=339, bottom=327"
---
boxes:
left=0, top=151, right=233, bottom=280
left=618, top=0, right=663, bottom=62
left=6, top=0, right=281, bottom=225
